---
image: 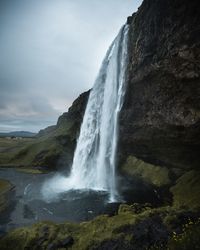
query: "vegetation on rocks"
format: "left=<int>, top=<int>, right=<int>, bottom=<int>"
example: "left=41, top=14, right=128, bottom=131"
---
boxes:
left=121, top=156, right=171, bottom=187
left=170, top=171, right=200, bottom=209
left=0, top=204, right=199, bottom=250
left=0, top=179, right=14, bottom=213
left=168, top=218, right=200, bottom=250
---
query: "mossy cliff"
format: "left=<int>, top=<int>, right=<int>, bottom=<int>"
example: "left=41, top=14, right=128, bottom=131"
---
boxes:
left=120, top=156, right=200, bottom=210
left=121, top=156, right=171, bottom=187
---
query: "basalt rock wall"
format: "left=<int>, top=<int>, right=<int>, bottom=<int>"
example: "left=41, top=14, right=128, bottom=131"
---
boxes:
left=118, top=0, right=200, bottom=170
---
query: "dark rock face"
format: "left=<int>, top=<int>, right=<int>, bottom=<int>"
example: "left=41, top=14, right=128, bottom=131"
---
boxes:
left=119, top=0, right=200, bottom=170
left=56, top=90, right=90, bottom=128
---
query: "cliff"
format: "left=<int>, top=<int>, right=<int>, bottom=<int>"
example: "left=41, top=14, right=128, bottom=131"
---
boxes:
left=119, top=0, right=200, bottom=170
left=117, top=0, right=200, bottom=211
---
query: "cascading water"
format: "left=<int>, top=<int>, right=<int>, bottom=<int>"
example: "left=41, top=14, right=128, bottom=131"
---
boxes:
left=42, top=24, right=129, bottom=202
left=69, top=24, right=129, bottom=201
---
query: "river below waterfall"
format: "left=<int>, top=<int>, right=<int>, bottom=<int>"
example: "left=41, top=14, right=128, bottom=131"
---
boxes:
left=0, top=168, right=162, bottom=235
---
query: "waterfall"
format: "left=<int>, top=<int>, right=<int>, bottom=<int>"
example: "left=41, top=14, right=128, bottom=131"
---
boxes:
left=68, top=25, right=129, bottom=201
left=42, top=24, right=129, bottom=202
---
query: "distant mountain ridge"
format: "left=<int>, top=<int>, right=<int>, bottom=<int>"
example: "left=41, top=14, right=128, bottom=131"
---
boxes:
left=0, top=131, right=36, bottom=138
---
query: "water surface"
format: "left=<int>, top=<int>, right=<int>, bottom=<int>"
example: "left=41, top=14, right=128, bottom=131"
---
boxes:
left=0, top=168, right=161, bottom=235
left=0, top=168, right=120, bottom=234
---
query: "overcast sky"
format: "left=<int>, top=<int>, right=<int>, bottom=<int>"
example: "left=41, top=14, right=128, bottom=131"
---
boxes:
left=0, top=0, right=142, bottom=132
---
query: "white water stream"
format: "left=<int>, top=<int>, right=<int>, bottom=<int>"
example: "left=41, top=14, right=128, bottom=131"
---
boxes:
left=42, top=25, right=129, bottom=202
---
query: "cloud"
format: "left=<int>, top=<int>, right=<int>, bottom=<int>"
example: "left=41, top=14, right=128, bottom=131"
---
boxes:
left=0, top=0, right=142, bottom=132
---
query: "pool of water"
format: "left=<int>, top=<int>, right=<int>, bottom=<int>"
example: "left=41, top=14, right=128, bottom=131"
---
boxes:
left=0, top=168, right=161, bottom=234
left=0, top=168, right=121, bottom=233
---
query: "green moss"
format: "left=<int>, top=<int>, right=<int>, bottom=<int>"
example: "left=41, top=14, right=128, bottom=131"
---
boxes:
left=168, top=218, right=200, bottom=250
left=73, top=213, right=136, bottom=249
left=118, top=203, right=153, bottom=215
left=0, top=213, right=136, bottom=250
left=170, top=171, right=200, bottom=209
left=0, top=179, right=14, bottom=213
left=118, top=204, right=134, bottom=214
left=121, top=156, right=171, bottom=187
left=1, top=205, right=200, bottom=250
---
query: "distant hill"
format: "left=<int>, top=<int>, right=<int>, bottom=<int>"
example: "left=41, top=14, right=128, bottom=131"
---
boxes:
left=0, top=131, right=37, bottom=138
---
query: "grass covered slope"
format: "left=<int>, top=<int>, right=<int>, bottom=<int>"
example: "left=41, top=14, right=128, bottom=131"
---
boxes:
left=0, top=137, right=35, bottom=167
left=121, top=156, right=171, bottom=187
left=170, top=171, right=200, bottom=209
left=0, top=91, right=89, bottom=171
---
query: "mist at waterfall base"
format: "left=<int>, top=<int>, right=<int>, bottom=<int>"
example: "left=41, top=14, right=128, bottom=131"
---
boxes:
left=42, top=25, right=129, bottom=204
